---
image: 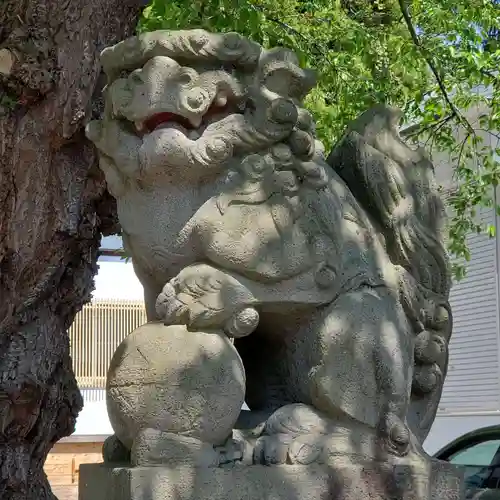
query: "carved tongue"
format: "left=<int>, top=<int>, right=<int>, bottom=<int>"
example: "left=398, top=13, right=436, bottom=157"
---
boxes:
left=143, top=101, right=231, bottom=134
left=144, top=112, right=193, bottom=133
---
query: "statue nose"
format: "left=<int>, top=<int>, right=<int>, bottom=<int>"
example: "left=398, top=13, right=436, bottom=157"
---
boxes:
left=183, top=88, right=211, bottom=113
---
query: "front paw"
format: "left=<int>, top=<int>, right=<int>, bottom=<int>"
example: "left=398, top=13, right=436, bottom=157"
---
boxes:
left=86, top=118, right=141, bottom=174
left=253, top=433, right=323, bottom=465
left=155, top=264, right=259, bottom=337
left=379, top=414, right=410, bottom=457
left=86, top=118, right=123, bottom=154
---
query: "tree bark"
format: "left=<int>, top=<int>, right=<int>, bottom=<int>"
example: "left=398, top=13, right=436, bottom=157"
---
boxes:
left=0, top=1, right=145, bottom=498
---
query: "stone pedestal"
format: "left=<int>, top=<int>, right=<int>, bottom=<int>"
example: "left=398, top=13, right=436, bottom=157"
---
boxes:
left=79, top=460, right=464, bottom=500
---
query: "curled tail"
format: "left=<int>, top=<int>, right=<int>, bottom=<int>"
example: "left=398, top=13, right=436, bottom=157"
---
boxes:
left=327, top=104, right=452, bottom=443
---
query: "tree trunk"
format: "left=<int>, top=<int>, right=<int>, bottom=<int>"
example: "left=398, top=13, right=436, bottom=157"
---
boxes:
left=0, top=1, right=144, bottom=498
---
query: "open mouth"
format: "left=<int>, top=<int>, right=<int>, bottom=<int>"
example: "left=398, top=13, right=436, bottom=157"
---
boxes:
left=143, top=112, right=194, bottom=133
left=136, top=97, right=238, bottom=136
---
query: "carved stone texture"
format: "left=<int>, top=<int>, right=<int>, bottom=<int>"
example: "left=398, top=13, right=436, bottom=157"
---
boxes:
left=79, top=461, right=465, bottom=500
left=102, top=435, right=131, bottom=464
left=106, top=322, right=245, bottom=450
left=85, top=28, right=453, bottom=490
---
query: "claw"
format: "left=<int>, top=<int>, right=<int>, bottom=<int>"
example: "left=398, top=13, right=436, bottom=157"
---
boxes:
left=224, top=308, right=259, bottom=338
left=252, top=436, right=266, bottom=464
left=85, top=120, right=103, bottom=143
left=253, top=434, right=292, bottom=465
left=155, top=283, right=189, bottom=324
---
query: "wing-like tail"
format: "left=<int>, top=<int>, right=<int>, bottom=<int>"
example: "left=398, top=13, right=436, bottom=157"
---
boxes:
left=327, top=104, right=452, bottom=443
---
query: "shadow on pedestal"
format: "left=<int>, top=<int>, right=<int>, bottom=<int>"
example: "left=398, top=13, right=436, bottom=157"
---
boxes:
left=79, top=459, right=464, bottom=500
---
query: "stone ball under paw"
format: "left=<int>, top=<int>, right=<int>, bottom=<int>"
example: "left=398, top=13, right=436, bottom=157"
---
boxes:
left=106, top=322, right=246, bottom=449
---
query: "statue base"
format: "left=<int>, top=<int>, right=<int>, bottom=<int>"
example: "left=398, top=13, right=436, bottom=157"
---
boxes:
left=79, top=460, right=464, bottom=500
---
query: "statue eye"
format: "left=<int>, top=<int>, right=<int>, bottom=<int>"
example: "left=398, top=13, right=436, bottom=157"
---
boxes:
left=178, top=72, right=193, bottom=85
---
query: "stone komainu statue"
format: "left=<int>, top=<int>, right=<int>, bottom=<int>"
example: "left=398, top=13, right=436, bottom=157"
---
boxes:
left=86, top=29, right=451, bottom=466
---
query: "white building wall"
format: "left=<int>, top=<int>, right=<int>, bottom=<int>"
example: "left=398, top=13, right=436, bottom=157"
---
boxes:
left=423, top=108, right=500, bottom=454
left=424, top=205, right=500, bottom=454
left=93, top=258, right=144, bottom=301
left=73, top=236, right=145, bottom=436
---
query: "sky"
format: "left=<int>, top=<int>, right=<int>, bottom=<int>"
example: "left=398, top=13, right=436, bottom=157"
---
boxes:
left=94, top=236, right=144, bottom=300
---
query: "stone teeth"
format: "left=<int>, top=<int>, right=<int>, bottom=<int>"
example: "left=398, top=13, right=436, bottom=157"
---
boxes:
left=215, top=94, right=228, bottom=107
left=135, top=121, right=145, bottom=132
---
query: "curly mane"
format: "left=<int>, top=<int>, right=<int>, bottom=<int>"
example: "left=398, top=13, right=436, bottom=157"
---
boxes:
left=327, top=104, right=453, bottom=442
left=327, top=105, right=451, bottom=299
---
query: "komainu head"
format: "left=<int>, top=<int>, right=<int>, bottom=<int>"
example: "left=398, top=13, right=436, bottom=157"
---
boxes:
left=91, top=29, right=320, bottom=172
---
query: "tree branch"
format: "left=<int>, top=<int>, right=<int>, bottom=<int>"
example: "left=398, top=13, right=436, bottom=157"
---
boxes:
left=401, top=113, right=454, bottom=139
left=476, top=129, right=500, bottom=142
left=248, top=2, right=316, bottom=49
left=246, top=1, right=376, bottom=91
left=426, top=115, right=455, bottom=150
left=457, top=132, right=472, bottom=170
left=397, top=0, right=475, bottom=134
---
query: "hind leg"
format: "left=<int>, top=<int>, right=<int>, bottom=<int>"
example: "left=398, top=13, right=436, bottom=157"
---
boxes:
left=308, top=285, right=414, bottom=453
left=248, top=285, right=415, bottom=464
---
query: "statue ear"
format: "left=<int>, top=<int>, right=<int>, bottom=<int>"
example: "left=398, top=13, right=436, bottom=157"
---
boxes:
left=259, top=48, right=317, bottom=100
left=262, top=65, right=316, bottom=100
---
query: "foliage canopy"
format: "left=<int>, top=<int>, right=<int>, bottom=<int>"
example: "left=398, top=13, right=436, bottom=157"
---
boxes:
left=138, top=0, right=500, bottom=279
